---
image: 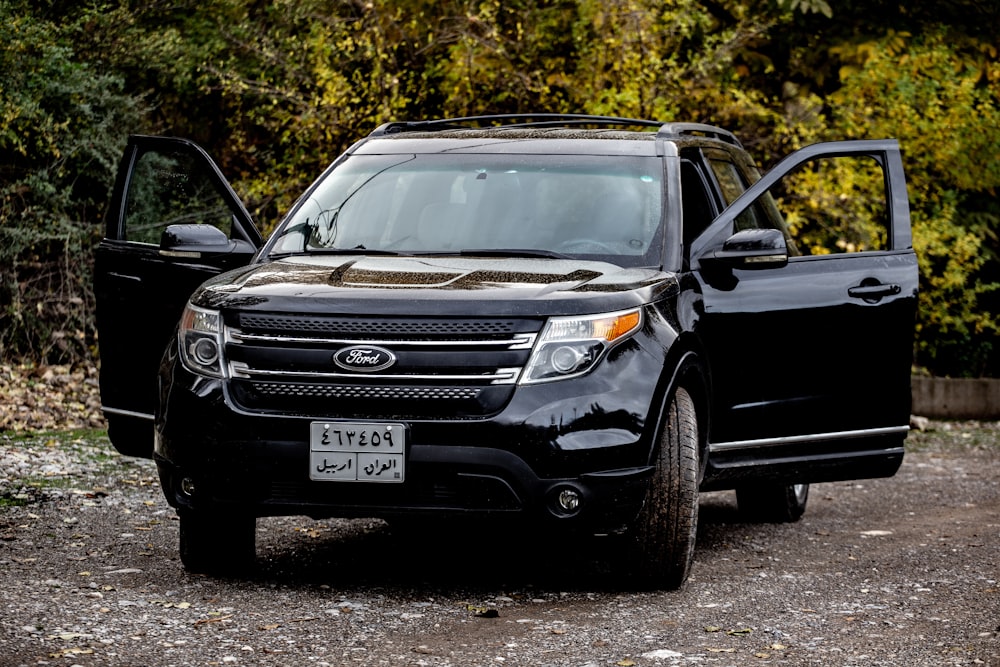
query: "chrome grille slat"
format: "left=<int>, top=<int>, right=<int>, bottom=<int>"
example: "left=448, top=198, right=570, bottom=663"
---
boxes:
left=229, top=362, right=521, bottom=385
left=229, top=330, right=536, bottom=350
left=237, top=314, right=532, bottom=337
left=252, top=383, right=482, bottom=401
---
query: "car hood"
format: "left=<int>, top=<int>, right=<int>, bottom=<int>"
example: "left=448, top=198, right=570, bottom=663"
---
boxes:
left=193, top=255, right=676, bottom=316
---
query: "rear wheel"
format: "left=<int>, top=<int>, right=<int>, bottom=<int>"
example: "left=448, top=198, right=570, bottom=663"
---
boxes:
left=178, top=510, right=256, bottom=575
left=629, top=386, right=700, bottom=590
left=736, top=482, right=809, bottom=523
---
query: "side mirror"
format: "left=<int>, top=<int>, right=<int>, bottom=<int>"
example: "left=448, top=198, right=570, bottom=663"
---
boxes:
left=159, top=224, right=254, bottom=258
left=708, top=228, right=788, bottom=269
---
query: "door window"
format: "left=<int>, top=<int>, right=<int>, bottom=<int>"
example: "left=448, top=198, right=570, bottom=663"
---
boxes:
left=123, top=148, right=234, bottom=245
left=771, top=155, right=889, bottom=255
left=707, top=157, right=770, bottom=232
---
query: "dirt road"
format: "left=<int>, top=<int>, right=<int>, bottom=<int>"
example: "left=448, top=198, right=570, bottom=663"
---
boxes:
left=1, top=423, right=997, bottom=666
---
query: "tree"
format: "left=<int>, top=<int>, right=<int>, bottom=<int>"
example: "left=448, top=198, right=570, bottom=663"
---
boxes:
left=2, top=0, right=998, bottom=376
left=828, top=28, right=1000, bottom=375
left=0, top=1, right=145, bottom=362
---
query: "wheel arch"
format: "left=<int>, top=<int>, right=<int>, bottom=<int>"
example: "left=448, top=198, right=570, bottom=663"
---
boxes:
left=647, top=337, right=712, bottom=481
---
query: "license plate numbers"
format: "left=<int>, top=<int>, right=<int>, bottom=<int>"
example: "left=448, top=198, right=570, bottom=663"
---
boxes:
left=309, top=422, right=405, bottom=483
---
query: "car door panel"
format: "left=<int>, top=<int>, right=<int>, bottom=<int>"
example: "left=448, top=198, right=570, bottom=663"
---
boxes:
left=700, top=252, right=917, bottom=443
left=692, top=140, right=917, bottom=449
left=95, top=136, right=261, bottom=457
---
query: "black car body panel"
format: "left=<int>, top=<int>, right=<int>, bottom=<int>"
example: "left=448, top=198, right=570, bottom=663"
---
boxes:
left=96, top=120, right=918, bottom=544
left=95, top=136, right=262, bottom=457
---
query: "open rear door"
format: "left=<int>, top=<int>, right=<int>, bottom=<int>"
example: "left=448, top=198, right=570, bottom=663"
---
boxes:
left=95, top=136, right=262, bottom=457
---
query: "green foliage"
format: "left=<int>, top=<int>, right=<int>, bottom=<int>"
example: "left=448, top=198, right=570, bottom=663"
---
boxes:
left=1, top=0, right=998, bottom=376
left=778, top=0, right=831, bottom=17
left=0, top=2, right=145, bottom=363
left=777, top=156, right=889, bottom=255
left=827, top=29, right=1000, bottom=376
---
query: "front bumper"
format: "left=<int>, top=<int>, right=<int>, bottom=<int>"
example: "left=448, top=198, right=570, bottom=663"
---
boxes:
left=154, top=444, right=653, bottom=530
left=154, top=345, right=663, bottom=532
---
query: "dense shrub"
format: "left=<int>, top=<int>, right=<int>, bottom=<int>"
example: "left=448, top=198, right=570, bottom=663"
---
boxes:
left=0, top=3, right=145, bottom=363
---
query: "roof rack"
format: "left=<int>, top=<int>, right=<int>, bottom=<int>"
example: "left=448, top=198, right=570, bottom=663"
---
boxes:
left=369, top=114, right=742, bottom=147
left=656, top=122, right=742, bottom=148
left=369, top=114, right=664, bottom=136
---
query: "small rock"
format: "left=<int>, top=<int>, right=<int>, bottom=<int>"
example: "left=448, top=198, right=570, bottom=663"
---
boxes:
left=641, top=649, right=684, bottom=660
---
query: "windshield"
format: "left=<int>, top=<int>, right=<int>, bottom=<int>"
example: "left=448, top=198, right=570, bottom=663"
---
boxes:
left=268, top=153, right=664, bottom=265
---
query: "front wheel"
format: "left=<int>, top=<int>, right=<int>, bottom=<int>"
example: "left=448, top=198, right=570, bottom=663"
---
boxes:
left=628, top=386, right=700, bottom=590
left=178, top=510, right=256, bottom=575
left=736, top=482, right=809, bottom=523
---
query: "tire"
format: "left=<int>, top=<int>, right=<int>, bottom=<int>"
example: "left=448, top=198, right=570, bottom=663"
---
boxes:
left=736, top=482, right=809, bottom=523
left=629, top=386, right=700, bottom=590
left=178, top=510, right=256, bottom=575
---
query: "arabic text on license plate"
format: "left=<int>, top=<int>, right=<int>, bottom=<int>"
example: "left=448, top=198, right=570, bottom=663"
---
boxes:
left=309, top=422, right=405, bottom=483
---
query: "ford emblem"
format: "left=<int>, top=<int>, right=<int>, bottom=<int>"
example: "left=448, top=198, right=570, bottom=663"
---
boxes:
left=333, top=345, right=397, bottom=373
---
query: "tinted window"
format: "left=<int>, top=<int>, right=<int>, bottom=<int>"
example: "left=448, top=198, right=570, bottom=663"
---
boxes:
left=680, top=160, right=716, bottom=246
left=707, top=158, right=764, bottom=232
left=123, top=148, right=233, bottom=245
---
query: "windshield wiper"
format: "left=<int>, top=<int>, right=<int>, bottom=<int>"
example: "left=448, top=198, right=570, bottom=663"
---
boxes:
left=268, top=246, right=411, bottom=259
left=454, top=248, right=571, bottom=259
left=310, top=246, right=409, bottom=256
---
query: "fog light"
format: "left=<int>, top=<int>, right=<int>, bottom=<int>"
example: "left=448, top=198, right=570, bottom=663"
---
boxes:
left=180, top=477, right=196, bottom=496
left=557, top=488, right=581, bottom=512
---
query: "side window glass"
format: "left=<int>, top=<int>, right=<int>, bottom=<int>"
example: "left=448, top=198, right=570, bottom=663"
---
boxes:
left=772, top=155, right=888, bottom=255
left=707, top=158, right=763, bottom=232
left=123, top=148, right=233, bottom=245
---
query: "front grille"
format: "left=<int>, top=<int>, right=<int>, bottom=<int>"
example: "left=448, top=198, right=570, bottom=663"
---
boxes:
left=223, top=313, right=543, bottom=418
left=238, top=314, right=525, bottom=338
left=253, top=382, right=482, bottom=401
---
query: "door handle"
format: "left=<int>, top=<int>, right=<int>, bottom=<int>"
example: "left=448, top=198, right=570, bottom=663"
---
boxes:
left=848, top=282, right=900, bottom=302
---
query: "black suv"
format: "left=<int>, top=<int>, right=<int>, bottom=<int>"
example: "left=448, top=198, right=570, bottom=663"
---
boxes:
left=95, top=115, right=917, bottom=589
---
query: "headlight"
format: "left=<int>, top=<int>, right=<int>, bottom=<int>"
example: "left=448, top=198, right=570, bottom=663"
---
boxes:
left=178, top=303, right=225, bottom=378
left=521, top=309, right=642, bottom=384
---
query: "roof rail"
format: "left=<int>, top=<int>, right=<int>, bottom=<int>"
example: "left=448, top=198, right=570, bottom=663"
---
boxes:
left=369, top=114, right=665, bottom=136
left=656, top=122, right=742, bottom=148
left=368, top=115, right=743, bottom=148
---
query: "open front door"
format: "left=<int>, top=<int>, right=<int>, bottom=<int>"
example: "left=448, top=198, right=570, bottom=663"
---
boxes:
left=95, top=136, right=262, bottom=457
left=690, top=140, right=918, bottom=476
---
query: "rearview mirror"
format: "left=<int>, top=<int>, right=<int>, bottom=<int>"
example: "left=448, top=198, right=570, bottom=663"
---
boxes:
left=159, top=223, right=254, bottom=258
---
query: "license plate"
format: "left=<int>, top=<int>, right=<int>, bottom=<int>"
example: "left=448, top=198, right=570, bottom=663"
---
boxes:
left=309, top=421, right=405, bottom=483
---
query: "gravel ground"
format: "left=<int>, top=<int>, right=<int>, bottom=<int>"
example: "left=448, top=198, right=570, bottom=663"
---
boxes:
left=0, top=424, right=998, bottom=667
